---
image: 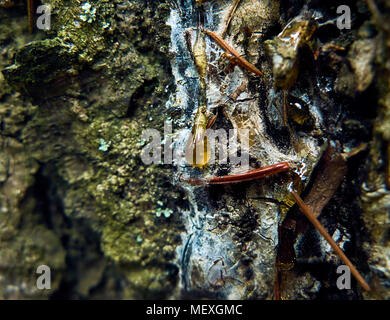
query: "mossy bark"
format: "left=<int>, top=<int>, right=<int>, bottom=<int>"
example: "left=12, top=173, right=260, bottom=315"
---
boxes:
left=0, top=0, right=389, bottom=299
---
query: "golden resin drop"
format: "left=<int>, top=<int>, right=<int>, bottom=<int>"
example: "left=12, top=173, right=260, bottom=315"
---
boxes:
left=185, top=135, right=211, bottom=168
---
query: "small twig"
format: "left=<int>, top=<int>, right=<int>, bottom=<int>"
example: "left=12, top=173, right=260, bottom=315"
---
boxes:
left=205, top=29, right=264, bottom=76
left=343, top=143, right=368, bottom=159
left=221, top=0, right=241, bottom=39
left=229, top=80, right=247, bottom=101
left=27, top=0, right=34, bottom=33
left=291, top=191, right=371, bottom=292
left=282, top=90, right=288, bottom=126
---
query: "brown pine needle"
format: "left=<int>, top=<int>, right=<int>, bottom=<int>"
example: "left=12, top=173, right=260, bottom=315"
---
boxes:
left=27, top=0, right=34, bottom=33
left=291, top=191, right=371, bottom=292
left=221, top=0, right=241, bottom=38
left=205, top=30, right=263, bottom=76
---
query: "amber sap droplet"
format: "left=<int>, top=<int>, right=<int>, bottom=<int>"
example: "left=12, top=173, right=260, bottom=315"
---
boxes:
left=281, top=173, right=304, bottom=211
left=185, top=134, right=211, bottom=168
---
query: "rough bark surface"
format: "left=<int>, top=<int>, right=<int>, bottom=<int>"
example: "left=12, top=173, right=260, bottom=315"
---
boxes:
left=0, top=0, right=389, bottom=299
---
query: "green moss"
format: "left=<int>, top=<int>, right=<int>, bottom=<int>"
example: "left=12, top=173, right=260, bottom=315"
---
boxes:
left=1, top=0, right=183, bottom=298
left=3, top=38, right=76, bottom=90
